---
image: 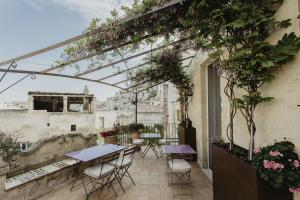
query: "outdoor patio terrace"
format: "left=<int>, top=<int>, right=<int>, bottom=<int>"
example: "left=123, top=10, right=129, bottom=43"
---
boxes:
left=37, top=152, right=213, bottom=200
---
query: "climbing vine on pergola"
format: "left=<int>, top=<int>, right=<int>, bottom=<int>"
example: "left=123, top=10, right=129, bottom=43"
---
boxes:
left=1, top=0, right=300, bottom=161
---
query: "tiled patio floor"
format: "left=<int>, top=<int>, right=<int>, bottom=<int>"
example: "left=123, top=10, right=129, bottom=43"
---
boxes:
left=38, top=152, right=213, bottom=200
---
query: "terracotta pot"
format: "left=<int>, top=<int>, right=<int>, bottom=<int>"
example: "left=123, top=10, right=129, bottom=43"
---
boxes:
left=104, top=135, right=117, bottom=144
left=131, top=131, right=140, bottom=140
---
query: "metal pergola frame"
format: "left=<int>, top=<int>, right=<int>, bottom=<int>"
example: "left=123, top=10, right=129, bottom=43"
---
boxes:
left=0, top=0, right=196, bottom=122
left=0, top=0, right=187, bottom=67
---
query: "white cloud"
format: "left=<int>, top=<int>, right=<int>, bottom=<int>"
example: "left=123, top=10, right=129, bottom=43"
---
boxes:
left=22, top=0, right=45, bottom=12
left=21, top=0, right=133, bottom=22
left=49, top=0, right=133, bottom=22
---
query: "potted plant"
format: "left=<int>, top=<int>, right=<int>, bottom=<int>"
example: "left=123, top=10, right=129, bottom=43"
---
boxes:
left=212, top=140, right=299, bottom=200
left=128, top=123, right=144, bottom=140
left=100, top=130, right=117, bottom=144
left=0, top=131, right=20, bottom=166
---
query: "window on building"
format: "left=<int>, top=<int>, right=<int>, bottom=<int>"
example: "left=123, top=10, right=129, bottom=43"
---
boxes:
left=67, top=97, right=92, bottom=112
left=99, top=117, right=105, bottom=128
left=71, top=125, right=76, bottom=132
left=33, top=96, right=63, bottom=112
left=19, top=143, right=31, bottom=151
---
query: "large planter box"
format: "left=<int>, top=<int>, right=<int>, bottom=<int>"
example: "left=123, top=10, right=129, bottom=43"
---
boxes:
left=212, top=145, right=292, bottom=200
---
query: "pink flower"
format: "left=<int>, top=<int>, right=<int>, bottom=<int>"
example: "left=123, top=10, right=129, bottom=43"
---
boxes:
left=274, top=162, right=284, bottom=170
left=289, top=188, right=300, bottom=193
left=293, top=160, right=299, bottom=168
left=263, top=160, right=272, bottom=169
left=263, top=160, right=284, bottom=170
left=269, top=151, right=283, bottom=157
left=254, top=147, right=261, bottom=154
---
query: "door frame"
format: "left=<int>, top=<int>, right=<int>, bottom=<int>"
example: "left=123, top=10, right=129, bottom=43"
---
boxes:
left=207, top=63, right=222, bottom=170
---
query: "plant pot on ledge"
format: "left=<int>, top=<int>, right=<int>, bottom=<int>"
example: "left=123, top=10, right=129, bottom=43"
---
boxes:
left=100, top=130, right=117, bottom=145
left=104, top=135, right=117, bottom=144
left=212, top=144, right=292, bottom=200
left=131, top=131, right=140, bottom=140
left=128, top=123, right=144, bottom=141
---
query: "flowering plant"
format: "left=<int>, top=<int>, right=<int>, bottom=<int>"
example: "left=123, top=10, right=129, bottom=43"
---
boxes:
left=252, top=141, right=300, bottom=192
left=100, top=130, right=116, bottom=138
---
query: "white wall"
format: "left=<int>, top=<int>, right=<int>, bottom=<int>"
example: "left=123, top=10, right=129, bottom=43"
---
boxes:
left=188, top=1, right=300, bottom=198
left=95, top=110, right=117, bottom=129
left=166, top=83, right=180, bottom=124
left=136, top=112, right=163, bottom=124
left=219, top=0, right=300, bottom=154
left=0, top=110, right=95, bottom=143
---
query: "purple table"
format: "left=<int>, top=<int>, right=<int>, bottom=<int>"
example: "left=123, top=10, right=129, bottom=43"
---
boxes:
left=66, top=144, right=125, bottom=192
left=65, top=144, right=125, bottom=162
left=162, top=145, right=196, bottom=154
left=140, top=133, right=161, bottom=158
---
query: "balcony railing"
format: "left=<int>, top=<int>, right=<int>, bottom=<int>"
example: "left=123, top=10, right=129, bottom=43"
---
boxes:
left=116, top=123, right=179, bottom=146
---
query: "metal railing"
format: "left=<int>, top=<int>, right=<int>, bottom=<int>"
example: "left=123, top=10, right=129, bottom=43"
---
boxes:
left=116, top=123, right=179, bottom=146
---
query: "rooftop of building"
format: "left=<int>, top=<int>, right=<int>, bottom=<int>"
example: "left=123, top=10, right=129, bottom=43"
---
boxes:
left=28, top=91, right=94, bottom=97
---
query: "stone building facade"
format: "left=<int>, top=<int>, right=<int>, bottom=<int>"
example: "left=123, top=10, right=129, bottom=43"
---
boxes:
left=0, top=91, right=96, bottom=143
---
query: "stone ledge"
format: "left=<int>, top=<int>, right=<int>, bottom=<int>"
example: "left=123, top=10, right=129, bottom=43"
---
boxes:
left=23, top=133, right=96, bottom=155
left=5, top=158, right=79, bottom=190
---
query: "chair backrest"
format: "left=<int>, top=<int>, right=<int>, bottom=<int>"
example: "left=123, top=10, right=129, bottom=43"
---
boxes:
left=118, top=146, right=138, bottom=166
left=166, top=138, right=179, bottom=145
left=97, top=152, right=119, bottom=178
left=124, top=146, right=137, bottom=157
left=103, top=151, right=119, bottom=163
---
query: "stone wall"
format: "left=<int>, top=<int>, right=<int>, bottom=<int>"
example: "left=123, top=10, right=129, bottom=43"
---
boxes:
left=0, top=109, right=96, bottom=143
left=0, top=133, right=97, bottom=200
left=7, top=133, right=97, bottom=175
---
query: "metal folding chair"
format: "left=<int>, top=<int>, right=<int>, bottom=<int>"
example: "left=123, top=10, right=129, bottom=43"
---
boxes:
left=167, top=155, right=192, bottom=198
left=110, top=146, right=138, bottom=192
left=82, top=152, right=121, bottom=200
left=132, top=139, right=144, bottom=158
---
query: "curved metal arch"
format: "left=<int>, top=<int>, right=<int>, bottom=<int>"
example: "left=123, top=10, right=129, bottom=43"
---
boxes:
left=0, top=68, right=132, bottom=93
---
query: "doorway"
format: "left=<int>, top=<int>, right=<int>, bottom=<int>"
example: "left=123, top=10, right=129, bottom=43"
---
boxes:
left=207, top=63, right=221, bottom=169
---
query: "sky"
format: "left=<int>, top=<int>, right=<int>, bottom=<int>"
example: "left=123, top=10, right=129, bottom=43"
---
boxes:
left=0, top=0, right=134, bottom=102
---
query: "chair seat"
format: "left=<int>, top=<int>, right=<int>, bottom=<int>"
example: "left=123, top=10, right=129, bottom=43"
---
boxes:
left=84, top=164, right=115, bottom=179
left=133, top=139, right=144, bottom=145
left=159, top=139, right=167, bottom=145
left=110, top=157, right=132, bottom=168
left=168, top=159, right=191, bottom=173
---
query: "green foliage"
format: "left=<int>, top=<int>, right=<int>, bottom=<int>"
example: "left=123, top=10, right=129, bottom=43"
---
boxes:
left=181, top=0, right=300, bottom=159
left=128, top=123, right=145, bottom=132
left=234, top=93, right=274, bottom=110
left=0, top=131, right=20, bottom=161
left=252, top=141, right=300, bottom=190
left=58, top=0, right=300, bottom=160
left=133, top=47, right=193, bottom=104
